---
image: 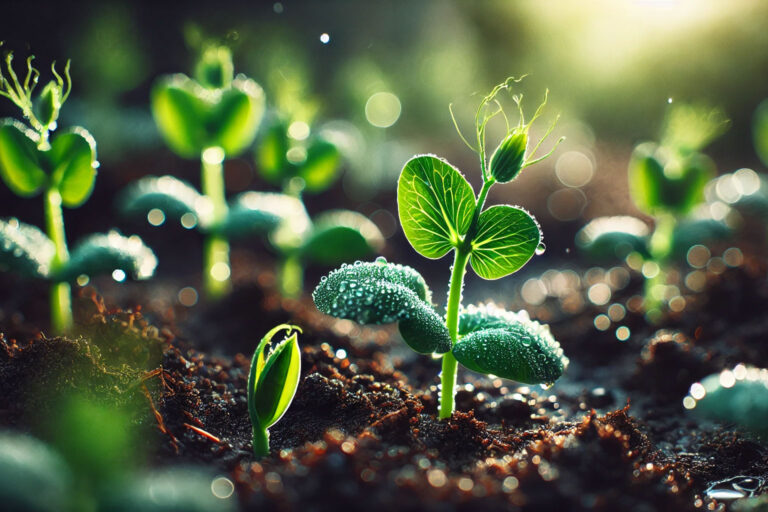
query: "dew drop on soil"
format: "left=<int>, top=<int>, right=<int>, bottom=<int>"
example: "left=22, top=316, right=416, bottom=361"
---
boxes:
left=705, top=475, right=764, bottom=501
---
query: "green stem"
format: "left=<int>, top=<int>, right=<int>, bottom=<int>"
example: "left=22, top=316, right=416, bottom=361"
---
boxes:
left=439, top=248, right=471, bottom=419
left=644, top=213, right=675, bottom=322
left=252, top=425, right=270, bottom=458
left=201, top=147, right=230, bottom=299
left=278, top=252, right=304, bottom=298
left=45, top=188, right=72, bottom=333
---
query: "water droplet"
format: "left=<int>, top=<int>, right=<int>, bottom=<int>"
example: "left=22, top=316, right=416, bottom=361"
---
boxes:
left=375, top=256, right=387, bottom=265
left=535, top=243, right=546, bottom=256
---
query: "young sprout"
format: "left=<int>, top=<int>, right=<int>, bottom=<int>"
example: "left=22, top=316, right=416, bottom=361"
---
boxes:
left=248, top=324, right=302, bottom=458
left=136, top=44, right=265, bottom=298
left=314, top=78, right=568, bottom=419
left=253, top=117, right=385, bottom=297
left=576, top=103, right=730, bottom=322
left=0, top=48, right=156, bottom=333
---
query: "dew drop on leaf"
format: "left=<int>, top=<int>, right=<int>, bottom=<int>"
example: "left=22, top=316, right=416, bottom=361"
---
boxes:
left=535, top=243, right=546, bottom=256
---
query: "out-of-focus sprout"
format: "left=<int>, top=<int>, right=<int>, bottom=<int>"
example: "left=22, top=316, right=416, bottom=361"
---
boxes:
left=124, top=44, right=265, bottom=299
left=0, top=47, right=156, bottom=333
left=248, top=324, right=302, bottom=458
left=251, top=116, right=385, bottom=297
left=577, top=103, right=729, bottom=322
left=314, top=78, right=568, bottom=420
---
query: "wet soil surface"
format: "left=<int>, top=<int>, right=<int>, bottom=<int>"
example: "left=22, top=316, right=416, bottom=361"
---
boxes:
left=1, top=250, right=768, bottom=511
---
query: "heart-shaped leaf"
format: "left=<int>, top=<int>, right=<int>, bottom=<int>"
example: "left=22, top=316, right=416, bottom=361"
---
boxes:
left=0, top=218, right=54, bottom=279
left=118, top=175, right=214, bottom=229
left=398, top=155, right=476, bottom=259
left=313, top=259, right=450, bottom=353
left=248, top=324, right=302, bottom=429
left=219, top=191, right=310, bottom=243
left=152, top=74, right=265, bottom=159
left=209, top=77, right=265, bottom=157
left=47, top=127, right=98, bottom=207
left=300, top=138, right=341, bottom=193
left=57, top=231, right=157, bottom=283
left=575, top=216, right=651, bottom=262
left=301, top=210, right=384, bottom=266
left=469, top=205, right=541, bottom=280
left=0, top=120, right=46, bottom=197
left=629, top=142, right=714, bottom=216
left=453, top=304, right=568, bottom=384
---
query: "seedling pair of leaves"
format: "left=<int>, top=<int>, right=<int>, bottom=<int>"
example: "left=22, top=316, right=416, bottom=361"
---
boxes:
left=314, top=78, right=569, bottom=419
left=248, top=324, right=301, bottom=457
left=576, top=103, right=730, bottom=320
left=0, top=48, right=156, bottom=333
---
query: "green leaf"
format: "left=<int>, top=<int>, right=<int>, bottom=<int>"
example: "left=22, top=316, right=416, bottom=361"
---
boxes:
left=118, top=175, right=213, bottom=229
left=575, top=216, right=651, bottom=262
left=629, top=142, right=714, bottom=216
left=210, top=77, right=265, bottom=157
left=219, top=191, right=310, bottom=242
left=0, top=120, right=46, bottom=197
left=57, top=231, right=157, bottom=282
left=301, top=210, right=384, bottom=266
left=0, top=218, right=54, bottom=279
left=469, top=205, right=541, bottom=280
left=754, top=100, right=768, bottom=168
left=453, top=304, right=568, bottom=384
left=686, top=366, right=768, bottom=434
left=398, top=155, right=476, bottom=259
left=48, top=127, right=98, bottom=207
left=151, top=75, right=207, bottom=158
left=248, top=325, right=302, bottom=429
left=300, top=138, right=341, bottom=193
left=312, top=259, right=450, bottom=353
left=255, top=119, right=290, bottom=185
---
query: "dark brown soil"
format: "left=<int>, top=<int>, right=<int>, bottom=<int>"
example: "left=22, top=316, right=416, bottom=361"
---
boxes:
left=2, top=251, right=768, bottom=511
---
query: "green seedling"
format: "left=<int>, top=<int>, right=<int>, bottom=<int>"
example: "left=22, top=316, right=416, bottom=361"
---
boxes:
left=576, top=103, right=729, bottom=321
left=129, top=44, right=265, bottom=298
left=0, top=48, right=156, bottom=333
left=253, top=116, right=385, bottom=296
left=248, top=324, right=302, bottom=458
left=684, top=364, right=768, bottom=437
left=754, top=99, right=768, bottom=168
left=314, top=78, right=568, bottom=419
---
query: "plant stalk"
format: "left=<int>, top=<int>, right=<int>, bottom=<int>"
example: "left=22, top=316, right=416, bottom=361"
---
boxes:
left=278, top=252, right=304, bottom=298
left=45, top=188, right=72, bottom=333
left=201, top=147, right=230, bottom=299
left=252, top=425, right=270, bottom=458
left=644, top=213, right=676, bottom=321
left=439, top=247, right=471, bottom=419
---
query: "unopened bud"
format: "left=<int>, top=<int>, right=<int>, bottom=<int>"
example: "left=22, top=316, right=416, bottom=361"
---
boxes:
left=195, top=46, right=234, bottom=89
left=489, top=129, right=528, bottom=183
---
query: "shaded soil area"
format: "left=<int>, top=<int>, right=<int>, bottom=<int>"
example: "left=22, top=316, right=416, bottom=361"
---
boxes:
left=2, top=251, right=768, bottom=511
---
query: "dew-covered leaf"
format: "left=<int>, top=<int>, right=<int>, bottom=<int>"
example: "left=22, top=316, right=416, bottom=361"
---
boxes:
left=575, top=216, right=651, bottom=262
left=248, top=325, right=301, bottom=429
left=0, top=218, right=54, bottom=279
left=48, top=127, right=98, bottom=207
left=0, top=120, right=46, bottom=197
left=312, top=259, right=450, bottom=353
left=210, top=77, right=265, bottom=157
left=469, top=205, right=541, bottom=280
left=629, top=142, right=713, bottom=216
left=453, top=303, right=568, bottom=384
left=398, top=155, right=476, bottom=259
left=118, top=175, right=213, bottom=229
left=685, top=366, right=768, bottom=434
left=671, top=219, right=730, bottom=258
left=57, top=231, right=157, bottom=282
left=300, top=138, right=341, bottom=193
left=301, top=210, right=384, bottom=265
left=218, top=191, right=310, bottom=244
